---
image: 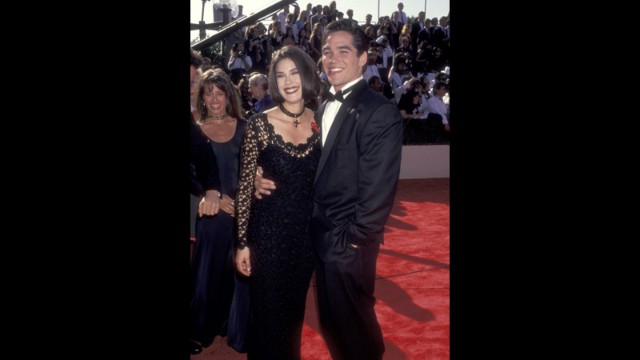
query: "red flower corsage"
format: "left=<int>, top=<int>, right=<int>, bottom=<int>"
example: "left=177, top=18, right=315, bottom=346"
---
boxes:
left=311, top=121, right=321, bottom=135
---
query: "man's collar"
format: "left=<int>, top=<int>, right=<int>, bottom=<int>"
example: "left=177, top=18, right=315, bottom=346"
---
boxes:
left=329, top=76, right=364, bottom=97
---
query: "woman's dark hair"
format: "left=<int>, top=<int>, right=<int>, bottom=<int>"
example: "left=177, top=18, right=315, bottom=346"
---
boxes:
left=322, top=19, right=369, bottom=57
left=190, top=48, right=203, bottom=69
left=268, top=45, right=322, bottom=104
left=398, top=89, right=419, bottom=112
left=393, top=53, right=407, bottom=68
left=196, top=68, right=243, bottom=120
left=232, top=41, right=243, bottom=52
left=432, top=82, right=448, bottom=92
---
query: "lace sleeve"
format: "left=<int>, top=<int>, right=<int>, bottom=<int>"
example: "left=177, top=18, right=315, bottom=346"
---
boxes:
left=235, top=116, right=263, bottom=249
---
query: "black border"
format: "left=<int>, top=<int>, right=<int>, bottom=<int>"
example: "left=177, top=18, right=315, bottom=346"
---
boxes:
left=21, top=2, right=190, bottom=358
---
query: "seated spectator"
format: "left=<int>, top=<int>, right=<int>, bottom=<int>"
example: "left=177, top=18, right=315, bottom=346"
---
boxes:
left=397, top=89, right=421, bottom=120
left=237, top=76, right=254, bottom=118
left=248, top=73, right=276, bottom=115
left=202, top=56, right=213, bottom=72
left=363, top=46, right=382, bottom=81
left=282, top=25, right=297, bottom=46
left=375, top=35, right=393, bottom=84
left=397, top=89, right=423, bottom=144
left=395, top=36, right=414, bottom=72
left=424, top=82, right=450, bottom=143
left=390, top=55, right=415, bottom=104
left=389, top=53, right=410, bottom=92
left=435, top=69, right=449, bottom=84
left=424, top=46, right=448, bottom=74
left=414, top=40, right=433, bottom=77
left=368, top=75, right=384, bottom=95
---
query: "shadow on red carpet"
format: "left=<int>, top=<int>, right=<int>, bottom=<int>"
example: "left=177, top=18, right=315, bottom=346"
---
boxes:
left=192, top=178, right=449, bottom=360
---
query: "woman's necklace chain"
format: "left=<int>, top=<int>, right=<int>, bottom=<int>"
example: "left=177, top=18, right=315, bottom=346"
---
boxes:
left=202, top=114, right=233, bottom=124
left=207, top=114, right=227, bottom=120
left=279, top=104, right=305, bottom=128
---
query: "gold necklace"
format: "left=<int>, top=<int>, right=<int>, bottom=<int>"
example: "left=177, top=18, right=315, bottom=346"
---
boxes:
left=206, top=114, right=228, bottom=121
left=201, top=114, right=233, bottom=125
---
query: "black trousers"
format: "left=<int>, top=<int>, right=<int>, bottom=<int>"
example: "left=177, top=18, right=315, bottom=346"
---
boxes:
left=314, top=242, right=384, bottom=360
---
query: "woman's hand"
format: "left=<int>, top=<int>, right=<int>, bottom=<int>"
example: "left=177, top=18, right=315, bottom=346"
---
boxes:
left=198, top=190, right=221, bottom=216
left=220, top=194, right=236, bottom=217
left=235, top=247, right=252, bottom=276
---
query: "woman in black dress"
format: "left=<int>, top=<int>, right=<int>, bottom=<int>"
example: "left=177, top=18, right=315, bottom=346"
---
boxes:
left=189, top=68, right=247, bottom=354
left=235, top=46, right=322, bottom=360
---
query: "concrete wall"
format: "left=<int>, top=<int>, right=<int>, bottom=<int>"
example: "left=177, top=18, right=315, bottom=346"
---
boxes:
left=399, top=145, right=450, bottom=179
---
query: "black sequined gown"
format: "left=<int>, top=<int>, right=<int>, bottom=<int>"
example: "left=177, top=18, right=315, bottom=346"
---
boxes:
left=236, top=113, right=320, bottom=360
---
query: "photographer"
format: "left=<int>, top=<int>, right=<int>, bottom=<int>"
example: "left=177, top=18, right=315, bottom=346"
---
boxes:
left=228, top=41, right=252, bottom=85
left=246, top=24, right=268, bottom=74
left=375, top=35, right=393, bottom=84
left=389, top=53, right=410, bottom=101
left=395, top=36, right=414, bottom=74
left=363, top=43, right=381, bottom=81
left=269, top=20, right=284, bottom=49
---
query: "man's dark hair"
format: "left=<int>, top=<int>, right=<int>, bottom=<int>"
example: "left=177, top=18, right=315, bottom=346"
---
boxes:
left=433, top=82, right=448, bottom=91
left=190, top=49, right=203, bottom=69
left=322, top=19, right=369, bottom=57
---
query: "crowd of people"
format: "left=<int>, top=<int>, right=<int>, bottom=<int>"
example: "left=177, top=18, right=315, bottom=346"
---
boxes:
left=189, top=2, right=450, bottom=359
left=201, top=1, right=451, bottom=144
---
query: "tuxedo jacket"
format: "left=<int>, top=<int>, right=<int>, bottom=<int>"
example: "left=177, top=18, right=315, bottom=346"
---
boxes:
left=411, top=21, right=426, bottom=49
left=311, top=79, right=403, bottom=263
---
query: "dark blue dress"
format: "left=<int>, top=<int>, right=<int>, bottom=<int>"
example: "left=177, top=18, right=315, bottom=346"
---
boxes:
left=189, top=118, right=247, bottom=347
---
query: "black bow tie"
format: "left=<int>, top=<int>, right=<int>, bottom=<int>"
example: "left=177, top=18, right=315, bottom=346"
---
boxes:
left=326, top=87, right=354, bottom=102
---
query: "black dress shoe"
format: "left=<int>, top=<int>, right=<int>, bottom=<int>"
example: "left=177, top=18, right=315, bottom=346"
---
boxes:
left=189, top=340, right=203, bottom=355
left=201, top=339, right=213, bottom=348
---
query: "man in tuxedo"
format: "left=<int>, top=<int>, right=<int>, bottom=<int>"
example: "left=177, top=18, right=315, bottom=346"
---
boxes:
left=255, top=19, right=403, bottom=359
left=411, top=11, right=427, bottom=52
left=396, top=2, right=408, bottom=27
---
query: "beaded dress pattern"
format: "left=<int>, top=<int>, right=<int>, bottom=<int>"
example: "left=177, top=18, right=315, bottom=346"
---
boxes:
left=236, top=113, right=320, bottom=359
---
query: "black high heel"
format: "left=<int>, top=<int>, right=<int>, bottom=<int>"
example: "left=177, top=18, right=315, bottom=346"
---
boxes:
left=189, top=340, right=203, bottom=355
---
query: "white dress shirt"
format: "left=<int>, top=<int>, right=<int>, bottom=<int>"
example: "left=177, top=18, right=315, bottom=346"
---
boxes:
left=322, top=77, right=363, bottom=146
left=425, top=95, right=449, bottom=124
left=397, top=11, right=407, bottom=26
left=363, top=65, right=381, bottom=81
left=227, top=55, right=252, bottom=71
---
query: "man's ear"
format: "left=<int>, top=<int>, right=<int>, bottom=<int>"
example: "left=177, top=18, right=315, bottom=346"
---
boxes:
left=358, top=51, right=368, bottom=67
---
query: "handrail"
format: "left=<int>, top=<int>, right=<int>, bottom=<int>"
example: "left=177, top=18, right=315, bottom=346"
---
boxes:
left=191, top=0, right=297, bottom=51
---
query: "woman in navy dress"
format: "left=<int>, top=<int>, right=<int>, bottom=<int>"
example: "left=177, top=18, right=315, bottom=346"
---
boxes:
left=189, top=68, right=247, bottom=354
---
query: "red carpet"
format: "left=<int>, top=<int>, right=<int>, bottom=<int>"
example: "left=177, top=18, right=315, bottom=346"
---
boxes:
left=194, top=178, right=450, bottom=359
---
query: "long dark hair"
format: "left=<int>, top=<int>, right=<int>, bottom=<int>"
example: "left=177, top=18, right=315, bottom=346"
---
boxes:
left=196, top=68, right=243, bottom=120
